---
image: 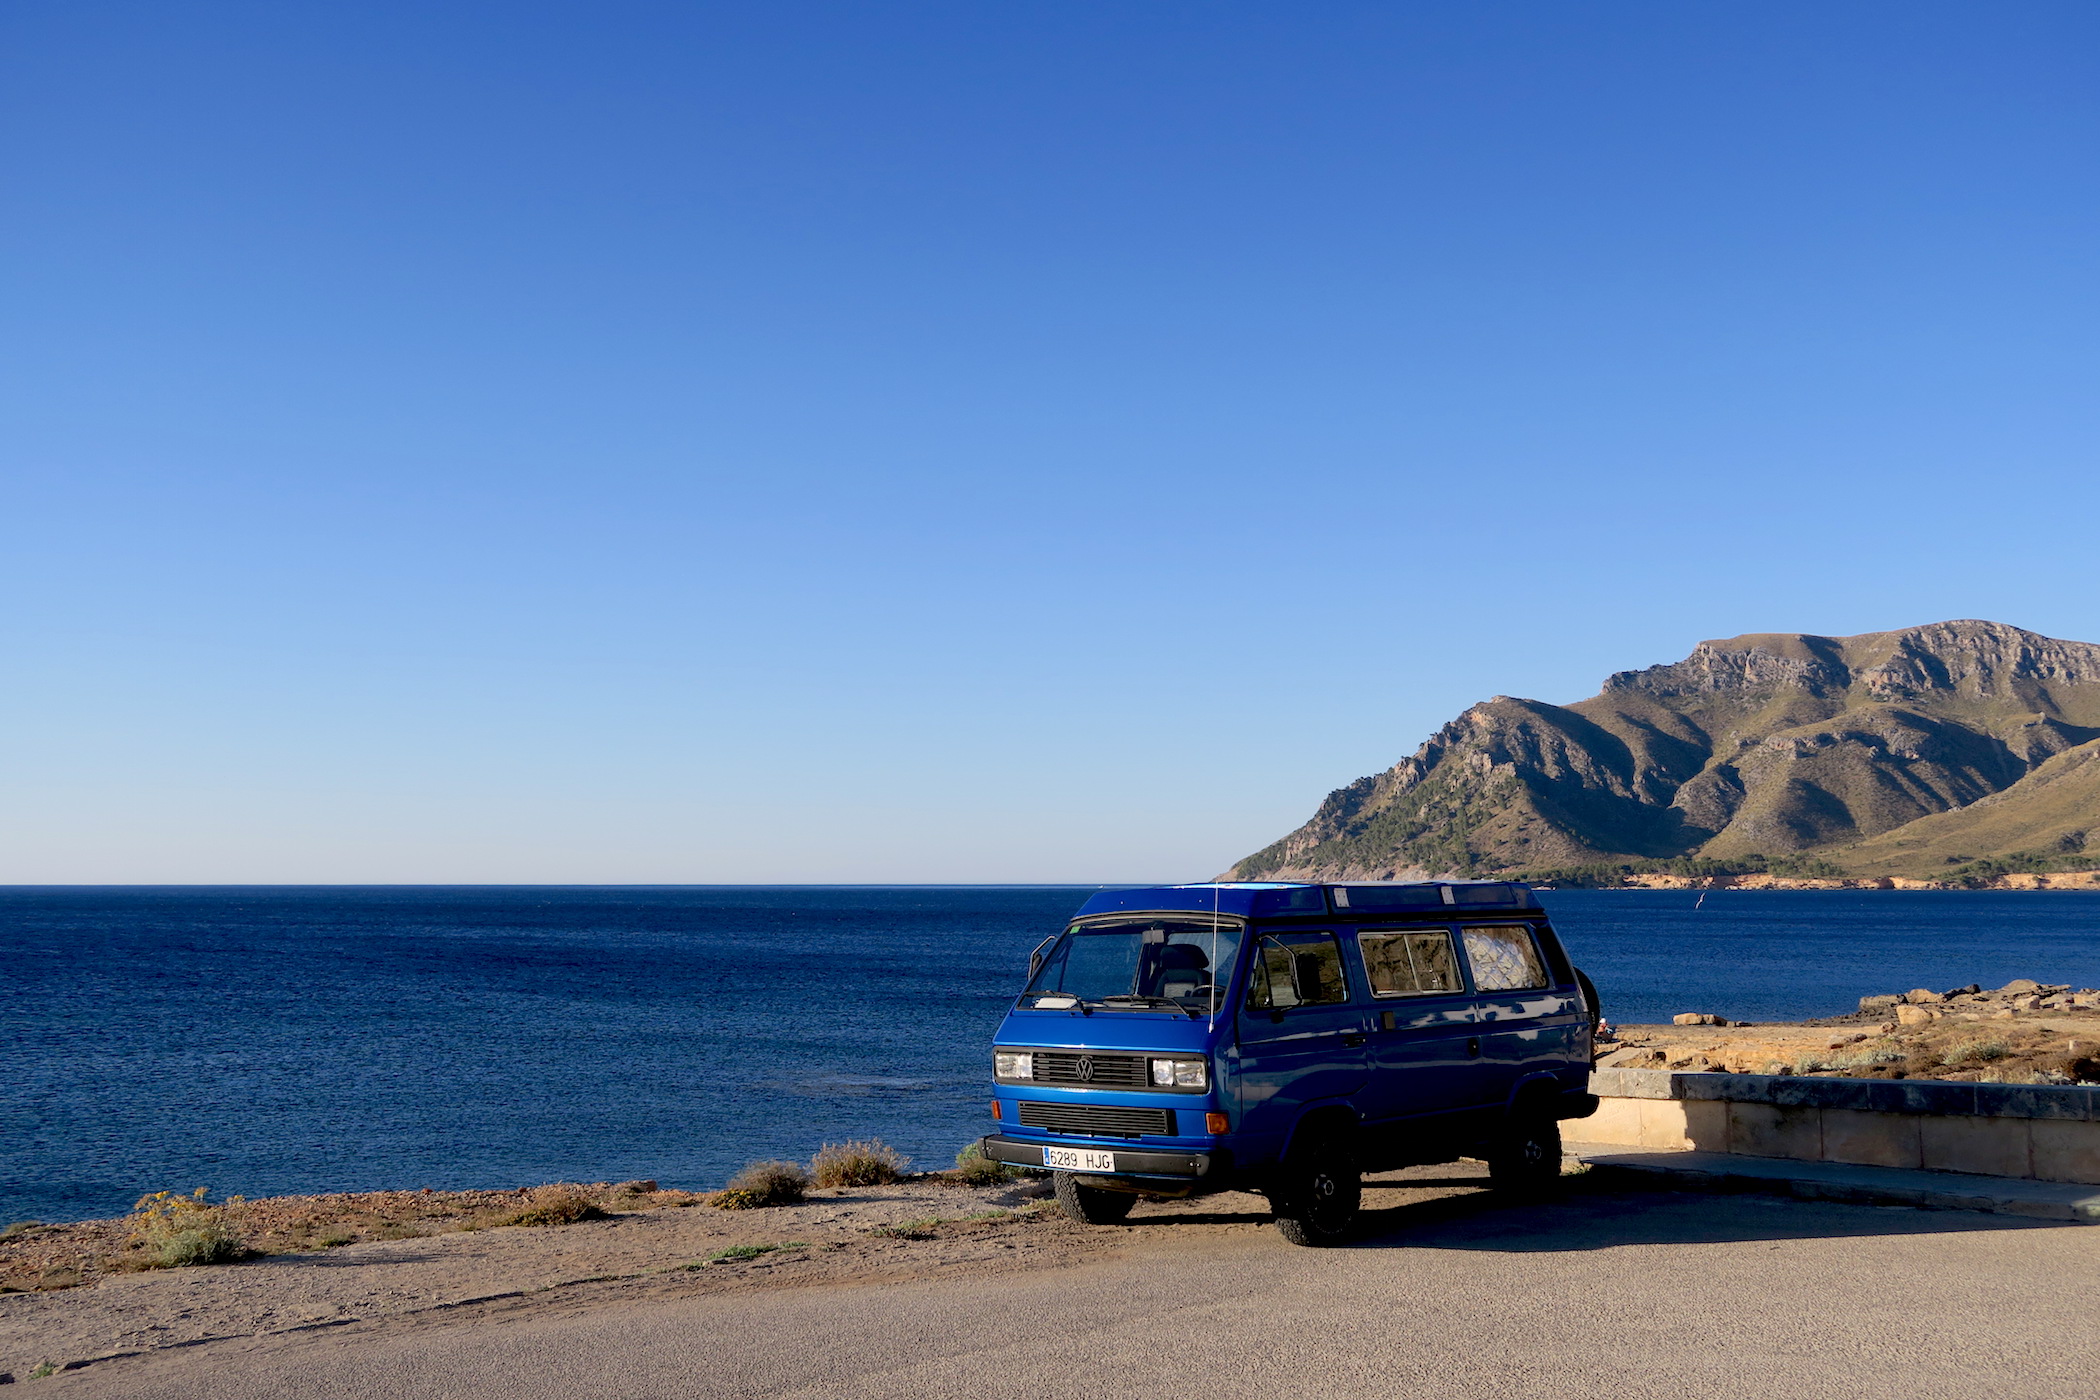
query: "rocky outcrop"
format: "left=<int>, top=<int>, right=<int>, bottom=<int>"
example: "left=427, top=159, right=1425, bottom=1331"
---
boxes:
left=1227, top=621, right=2100, bottom=881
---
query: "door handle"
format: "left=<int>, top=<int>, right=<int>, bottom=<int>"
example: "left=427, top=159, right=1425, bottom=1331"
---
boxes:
left=1466, top=1037, right=1482, bottom=1057
left=1342, top=1033, right=1366, bottom=1048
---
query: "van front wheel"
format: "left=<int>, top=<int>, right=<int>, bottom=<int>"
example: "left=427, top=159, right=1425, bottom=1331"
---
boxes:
left=1052, top=1172, right=1137, bottom=1225
left=1268, top=1142, right=1361, bottom=1247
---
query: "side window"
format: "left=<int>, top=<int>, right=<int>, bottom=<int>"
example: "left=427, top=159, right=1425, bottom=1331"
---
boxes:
left=1358, top=928, right=1462, bottom=996
left=1462, top=925, right=1548, bottom=992
left=1247, top=932, right=1348, bottom=1009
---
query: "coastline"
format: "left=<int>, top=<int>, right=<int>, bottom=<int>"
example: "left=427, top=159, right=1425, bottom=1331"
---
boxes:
left=1558, top=871, right=2100, bottom=893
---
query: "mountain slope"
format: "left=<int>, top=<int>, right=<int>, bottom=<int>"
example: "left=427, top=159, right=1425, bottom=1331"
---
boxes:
left=1226, top=620, right=2100, bottom=881
left=1834, top=738, right=2100, bottom=876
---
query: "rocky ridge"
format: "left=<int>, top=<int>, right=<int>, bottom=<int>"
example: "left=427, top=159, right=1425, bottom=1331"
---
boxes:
left=1227, top=620, right=2100, bottom=883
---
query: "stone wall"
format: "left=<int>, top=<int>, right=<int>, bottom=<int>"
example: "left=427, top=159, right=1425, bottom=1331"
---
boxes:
left=1581, top=1069, right=2100, bottom=1185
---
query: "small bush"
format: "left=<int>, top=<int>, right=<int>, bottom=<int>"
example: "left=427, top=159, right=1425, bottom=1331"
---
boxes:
left=1942, top=1038, right=2010, bottom=1067
left=953, top=1143, right=1015, bottom=1187
left=712, top=1160, right=809, bottom=1209
left=810, top=1139, right=909, bottom=1188
left=2060, top=1055, right=2100, bottom=1084
left=127, top=1189, right=247, bottom=1268
left=490, top=1183, right=608, bottom=1227
left=1821, top=1042, right=1906, bottom=1072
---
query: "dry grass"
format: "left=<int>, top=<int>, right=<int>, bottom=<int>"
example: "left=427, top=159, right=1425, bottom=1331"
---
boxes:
left=127, top=1189, right=249, bottom=1268
left=474, top=1183, right=607, bottom=1228
left=810, top=1140, right=909, bottom=1188
left=1941, top=1038, right=2011, bottom=1067
left=951, top=1143, right=1016, bottom=1187
left=0, top=1181, right=702, bottom=1293
left=711, top=1160, right=810, bottom=1210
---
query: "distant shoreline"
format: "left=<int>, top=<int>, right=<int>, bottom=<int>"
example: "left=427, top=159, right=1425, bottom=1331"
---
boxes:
left=1544, top=871, right=2100, bottom=893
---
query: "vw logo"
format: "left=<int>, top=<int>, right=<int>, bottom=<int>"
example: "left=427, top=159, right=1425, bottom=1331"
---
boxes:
left=1076, top=1055, right=1095, bottom=1081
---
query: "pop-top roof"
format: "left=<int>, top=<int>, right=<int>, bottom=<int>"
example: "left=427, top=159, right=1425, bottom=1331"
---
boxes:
left=1072, top=880, right=1537, bottom=919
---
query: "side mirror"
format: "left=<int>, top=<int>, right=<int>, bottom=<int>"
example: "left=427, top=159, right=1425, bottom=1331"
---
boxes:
left=1294, top=952, right=1325, bottom=1001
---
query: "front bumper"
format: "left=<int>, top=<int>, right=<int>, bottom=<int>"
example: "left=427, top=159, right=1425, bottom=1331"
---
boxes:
left=979, top=1133, right=1229, bottom=1191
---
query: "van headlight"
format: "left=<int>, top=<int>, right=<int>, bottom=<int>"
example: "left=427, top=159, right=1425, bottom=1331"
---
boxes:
left=1150, top=1058, right=1207, bottom=1088
left=994, top=1052, right=1034, bottom=1080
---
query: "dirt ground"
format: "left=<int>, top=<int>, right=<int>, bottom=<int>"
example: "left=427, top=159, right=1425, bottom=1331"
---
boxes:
left=0, top=1175, right=1104, bottom=1383
left=0, top=1167, right=1544, bottom=1386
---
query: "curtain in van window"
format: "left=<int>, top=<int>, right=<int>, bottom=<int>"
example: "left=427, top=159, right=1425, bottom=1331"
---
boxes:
left=1462, top=925, right=1547, bottom=992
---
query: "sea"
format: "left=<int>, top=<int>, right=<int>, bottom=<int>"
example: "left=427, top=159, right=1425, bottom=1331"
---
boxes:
left=4, top=885, right=2097, bottom=1225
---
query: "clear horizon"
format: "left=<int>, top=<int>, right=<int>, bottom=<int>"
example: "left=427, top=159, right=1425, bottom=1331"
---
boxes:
left=5, top=2, right=2098, bottom=882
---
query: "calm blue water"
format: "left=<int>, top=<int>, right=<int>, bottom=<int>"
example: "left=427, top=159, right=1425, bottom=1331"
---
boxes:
left=3, top=885, right=2096, bottom=1224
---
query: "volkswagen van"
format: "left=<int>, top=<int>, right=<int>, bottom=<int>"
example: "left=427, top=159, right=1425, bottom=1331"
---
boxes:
left=978, top=881, right=1598, bottom=1245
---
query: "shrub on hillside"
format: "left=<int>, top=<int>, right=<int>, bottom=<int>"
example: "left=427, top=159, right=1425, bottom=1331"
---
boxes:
left=952, top=1143, right=1015, bottom=1187
left=127, top=1188, right=248, bottom=1268
left=487, top=1183, right=608, bottom=1227
left=712, top=1160, right=810, bottom=1209
left=1942, top=1038, right=2010, bottom=1066
left=810, top=1139, right=909, bottom=1188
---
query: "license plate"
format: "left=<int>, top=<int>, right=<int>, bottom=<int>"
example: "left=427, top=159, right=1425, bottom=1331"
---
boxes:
left=1042, top=1146, right=1118, bottom=1172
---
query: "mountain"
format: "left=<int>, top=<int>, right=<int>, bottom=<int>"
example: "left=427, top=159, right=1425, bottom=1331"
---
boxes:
left=1225, top=621, right=2100, bottom=883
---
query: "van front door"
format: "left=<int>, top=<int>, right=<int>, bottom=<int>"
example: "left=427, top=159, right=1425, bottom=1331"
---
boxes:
left=1234, top=930, right=1368, bottom=1151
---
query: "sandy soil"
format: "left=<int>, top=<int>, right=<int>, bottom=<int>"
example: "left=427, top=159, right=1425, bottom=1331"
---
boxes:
left=0, top=1167, right=1534, bottom=1386
left=0, top=1176, right=1095, bottom=1383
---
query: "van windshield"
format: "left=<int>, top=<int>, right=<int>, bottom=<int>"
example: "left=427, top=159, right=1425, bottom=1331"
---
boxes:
left=1020, top=919, right=1243, bottom=1015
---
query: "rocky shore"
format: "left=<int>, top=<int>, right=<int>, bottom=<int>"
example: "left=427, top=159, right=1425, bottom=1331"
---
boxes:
left=1613, top=871, right=2100, bottom=892
left=1600, top=978, right=2100, bottom=1084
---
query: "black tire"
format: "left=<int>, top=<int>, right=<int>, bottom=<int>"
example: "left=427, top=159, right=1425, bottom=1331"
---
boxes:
left=1268, top=1138, right=1361, bottom=1247
left=1487, top=1113, right=1563, bottom=1195
left=1575, top=967, right=1602, bottom=1039
left=1052, top=1171, right=1137, bottom=1225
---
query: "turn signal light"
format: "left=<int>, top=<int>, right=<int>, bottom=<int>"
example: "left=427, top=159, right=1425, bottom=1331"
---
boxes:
left=1204, top=1112, right=1229, bottom=1134
left=990, top=1099, right=1001, bottom=1120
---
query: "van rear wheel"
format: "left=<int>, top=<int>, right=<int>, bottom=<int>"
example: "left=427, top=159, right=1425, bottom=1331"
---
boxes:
left=1487, top=1113, right=1563, bottom=1195
left=1052, top=1172, right=1137, bottom=1225
left=1269, top=1141, right=1361, bottom=1247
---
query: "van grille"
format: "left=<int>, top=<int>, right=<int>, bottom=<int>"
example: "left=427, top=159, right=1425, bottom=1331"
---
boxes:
left=1031, top=1051, right=1151, bottom=1088
left=1016, top=1102, right=1175, bottom=1138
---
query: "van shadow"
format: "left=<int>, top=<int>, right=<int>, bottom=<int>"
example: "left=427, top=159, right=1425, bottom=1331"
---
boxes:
left=1132, top=1173, right=2066, bottom=1250
left=1355, top=1179, right=2067, bottom=1252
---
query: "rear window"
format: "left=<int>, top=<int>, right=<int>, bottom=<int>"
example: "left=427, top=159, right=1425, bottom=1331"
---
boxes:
left=1462, top=925, right=1549, bottom=992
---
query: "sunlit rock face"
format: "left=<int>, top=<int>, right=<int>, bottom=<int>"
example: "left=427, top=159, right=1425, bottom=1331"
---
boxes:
left=1226, top=621, right=2100, bottom=882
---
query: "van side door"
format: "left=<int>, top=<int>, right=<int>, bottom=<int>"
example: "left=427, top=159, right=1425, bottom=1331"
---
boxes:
left=1233, top=930, right=1369, bottom=1153
left=1461, top=921, right=1573, bottom=1104
left=1350, top=924, right=1484, bottom=1124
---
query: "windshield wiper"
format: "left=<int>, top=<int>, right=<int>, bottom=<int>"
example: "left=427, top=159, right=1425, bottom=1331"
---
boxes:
left=1098, top=994, right=1200, bottom=1016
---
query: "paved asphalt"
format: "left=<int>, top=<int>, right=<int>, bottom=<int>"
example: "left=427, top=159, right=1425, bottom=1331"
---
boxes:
left=58, top=1187, right=2100, bottom=1399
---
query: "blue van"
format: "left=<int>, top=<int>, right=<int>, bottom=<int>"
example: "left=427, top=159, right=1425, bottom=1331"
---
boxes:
left=978, top=881, right=1598, bottom=1245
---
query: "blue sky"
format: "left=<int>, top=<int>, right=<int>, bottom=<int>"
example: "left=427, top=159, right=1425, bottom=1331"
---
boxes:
left=4, top=1, right=2097, bottom=882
